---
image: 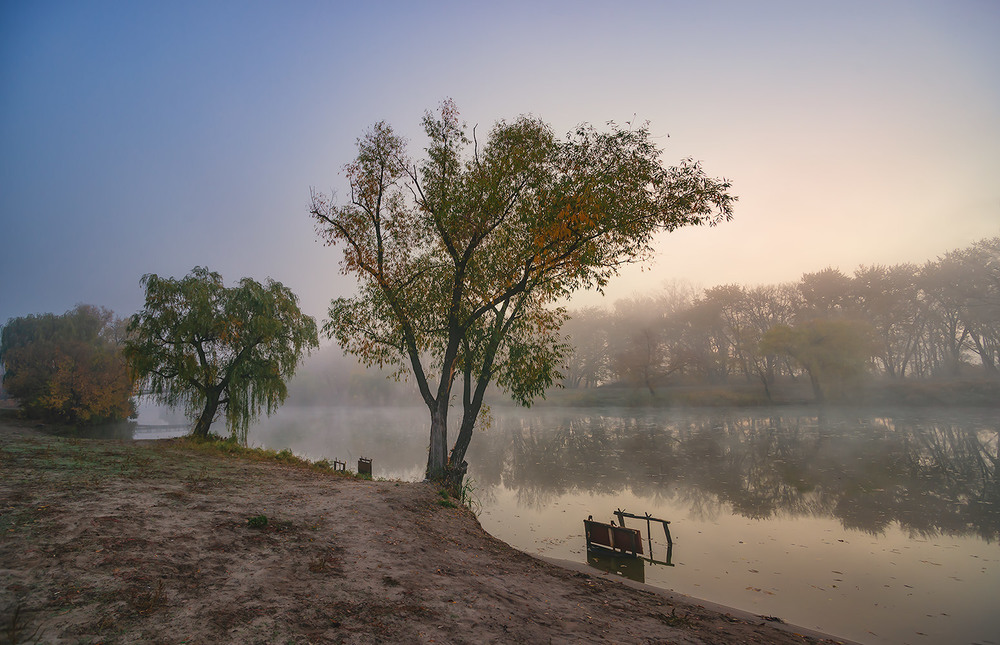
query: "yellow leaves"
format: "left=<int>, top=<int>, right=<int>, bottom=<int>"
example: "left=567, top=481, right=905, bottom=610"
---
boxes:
left=529, top=191, right=602, bottom=256
left=218, top=317, right=245, bottom=344
left=39, top=345, right=134, bottom=423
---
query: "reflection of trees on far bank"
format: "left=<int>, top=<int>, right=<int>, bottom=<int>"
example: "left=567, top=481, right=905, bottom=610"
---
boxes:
left=466, top=409, right=1000, bottom=541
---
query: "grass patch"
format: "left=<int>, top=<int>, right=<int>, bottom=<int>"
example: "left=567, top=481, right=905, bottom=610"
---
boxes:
left=436, top=489, right=458, bottom=508
left=180, top=435, right=372, bottom=479
left=247, top=514, right=269, bottom=529
left=457, top=479, right=482, bottom=516
left=246, top=513, right=292, bottom=532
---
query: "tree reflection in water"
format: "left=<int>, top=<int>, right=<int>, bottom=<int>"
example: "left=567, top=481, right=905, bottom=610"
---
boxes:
left=467, top=407, right=1000, bottom=541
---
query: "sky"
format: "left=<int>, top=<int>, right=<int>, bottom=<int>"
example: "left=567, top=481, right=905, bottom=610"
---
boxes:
left=2, top=0, right=998, bottom=332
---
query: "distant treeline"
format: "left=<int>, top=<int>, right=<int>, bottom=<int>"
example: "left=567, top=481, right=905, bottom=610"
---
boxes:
left=562, top=237, right=1000, bottom=398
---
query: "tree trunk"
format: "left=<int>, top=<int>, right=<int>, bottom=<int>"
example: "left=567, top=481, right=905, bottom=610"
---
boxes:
left=755, top=365, right=772, bottom=402
left=192, top=387, right=222, bottom=439
left=425, top=402, right=449, bottom=481
left=970, top=332, right=998, bottom=374
left=445, top=339, right=500, bottom=494
left=807, top=371, right=824, bottom=403
left=445, top=409, right=477, bottom=494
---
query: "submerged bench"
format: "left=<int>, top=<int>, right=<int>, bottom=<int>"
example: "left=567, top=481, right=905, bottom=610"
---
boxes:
left=584, top=509, right=674, bottom=566
left=584, top=519, right=644, bottom=556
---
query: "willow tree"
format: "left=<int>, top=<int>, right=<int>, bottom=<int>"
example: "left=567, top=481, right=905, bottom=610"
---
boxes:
left=124, top=267, right=318, bottom=441
left=310, top=101, right=735, bottom=488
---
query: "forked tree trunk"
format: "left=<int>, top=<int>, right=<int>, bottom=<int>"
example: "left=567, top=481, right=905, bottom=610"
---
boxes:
left=444, top=361, right=495, bottom=494
left=444, top=410, right=477, bottom=495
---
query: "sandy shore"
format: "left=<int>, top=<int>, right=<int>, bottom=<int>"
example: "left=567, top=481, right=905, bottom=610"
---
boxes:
left=1, top=420, right=857, bottom=644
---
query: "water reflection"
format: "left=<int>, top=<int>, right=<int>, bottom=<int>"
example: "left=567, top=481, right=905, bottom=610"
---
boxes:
left=467, top=408, right=1000, bottom=541
left=46, top=420, right=192, bottom=441
left=587, top=549, right=647, bottom=583
left=49, top=420, right=138, bottom=440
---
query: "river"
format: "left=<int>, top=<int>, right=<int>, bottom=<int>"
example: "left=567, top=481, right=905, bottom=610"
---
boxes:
left=137, top=403, right=1000, bottom=645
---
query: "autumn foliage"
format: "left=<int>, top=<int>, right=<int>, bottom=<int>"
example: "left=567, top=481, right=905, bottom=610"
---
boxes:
left=310, top=100, right=736, bottom=487
left=1, top=305, right=135, bottom=423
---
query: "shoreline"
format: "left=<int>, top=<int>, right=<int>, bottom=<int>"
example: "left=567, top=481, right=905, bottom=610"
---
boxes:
left=2, top=421, right=857, bottom=644
left=538, top=556, right=861, bottom=645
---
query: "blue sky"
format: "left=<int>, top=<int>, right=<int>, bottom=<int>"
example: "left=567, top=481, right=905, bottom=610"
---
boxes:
left=2, top=0, right=997, bottom=329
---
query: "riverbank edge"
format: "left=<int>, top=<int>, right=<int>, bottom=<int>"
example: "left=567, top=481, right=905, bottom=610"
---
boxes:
left=2, top=419, right=859, bottom=644
left=539, top=556, right=862, bottom=645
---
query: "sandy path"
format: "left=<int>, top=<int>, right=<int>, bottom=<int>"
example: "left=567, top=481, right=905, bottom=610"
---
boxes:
left=0, top=421, right=855, bottom=644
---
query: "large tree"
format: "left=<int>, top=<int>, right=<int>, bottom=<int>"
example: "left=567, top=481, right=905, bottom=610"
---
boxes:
left=310, top=101, right=735, bottom=488
left=1, top=305, right=135, bottom=423
left=760, top=319, right=876, bottom=402
left=124, top=267, right=318, bottom=441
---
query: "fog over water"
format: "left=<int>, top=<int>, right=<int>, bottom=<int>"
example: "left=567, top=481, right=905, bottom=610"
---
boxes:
left=129, top=401, right=1000, bottom=645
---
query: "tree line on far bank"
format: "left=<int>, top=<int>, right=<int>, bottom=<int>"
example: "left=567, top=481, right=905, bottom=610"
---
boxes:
left=3, top=236, right=996, bottom=427
left=563, top=236, right=1000, bottom=401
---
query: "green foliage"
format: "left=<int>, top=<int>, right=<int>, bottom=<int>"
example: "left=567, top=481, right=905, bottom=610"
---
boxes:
left=760, top=319, right=876, bottom=401
left=436, top=489, right=458, bottom=508
left=179, top=435, right=375, bottom=479
left=247, top=514, right=269, bottom=529
left=311, top=100, right=735, bottom=482
left=458, top=478, right=482, bottom=516
left=125, top=267, right=318, bottom=442
left=0, top=305, right=135, bottom=423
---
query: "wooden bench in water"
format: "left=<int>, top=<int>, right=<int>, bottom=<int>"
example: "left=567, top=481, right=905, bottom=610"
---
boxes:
left=584, top=519, right=644, bottom=555
left=584, top=509, right=674, bottom=566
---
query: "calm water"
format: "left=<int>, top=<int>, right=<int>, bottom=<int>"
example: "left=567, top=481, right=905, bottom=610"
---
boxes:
left=138, top=403, right=1000, bottom=645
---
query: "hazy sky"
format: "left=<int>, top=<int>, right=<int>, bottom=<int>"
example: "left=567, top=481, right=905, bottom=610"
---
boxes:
left=2, top=1, right=998, bottom=330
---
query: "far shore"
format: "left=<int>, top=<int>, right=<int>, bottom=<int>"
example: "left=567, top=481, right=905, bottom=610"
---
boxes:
left=530, top=377, right=1000, bottom=409
left=0, top=418, right=860, bottom=644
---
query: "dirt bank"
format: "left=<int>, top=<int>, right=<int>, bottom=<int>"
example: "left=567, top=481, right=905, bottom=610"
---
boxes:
left=1, top=420, right=855, bottom=644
